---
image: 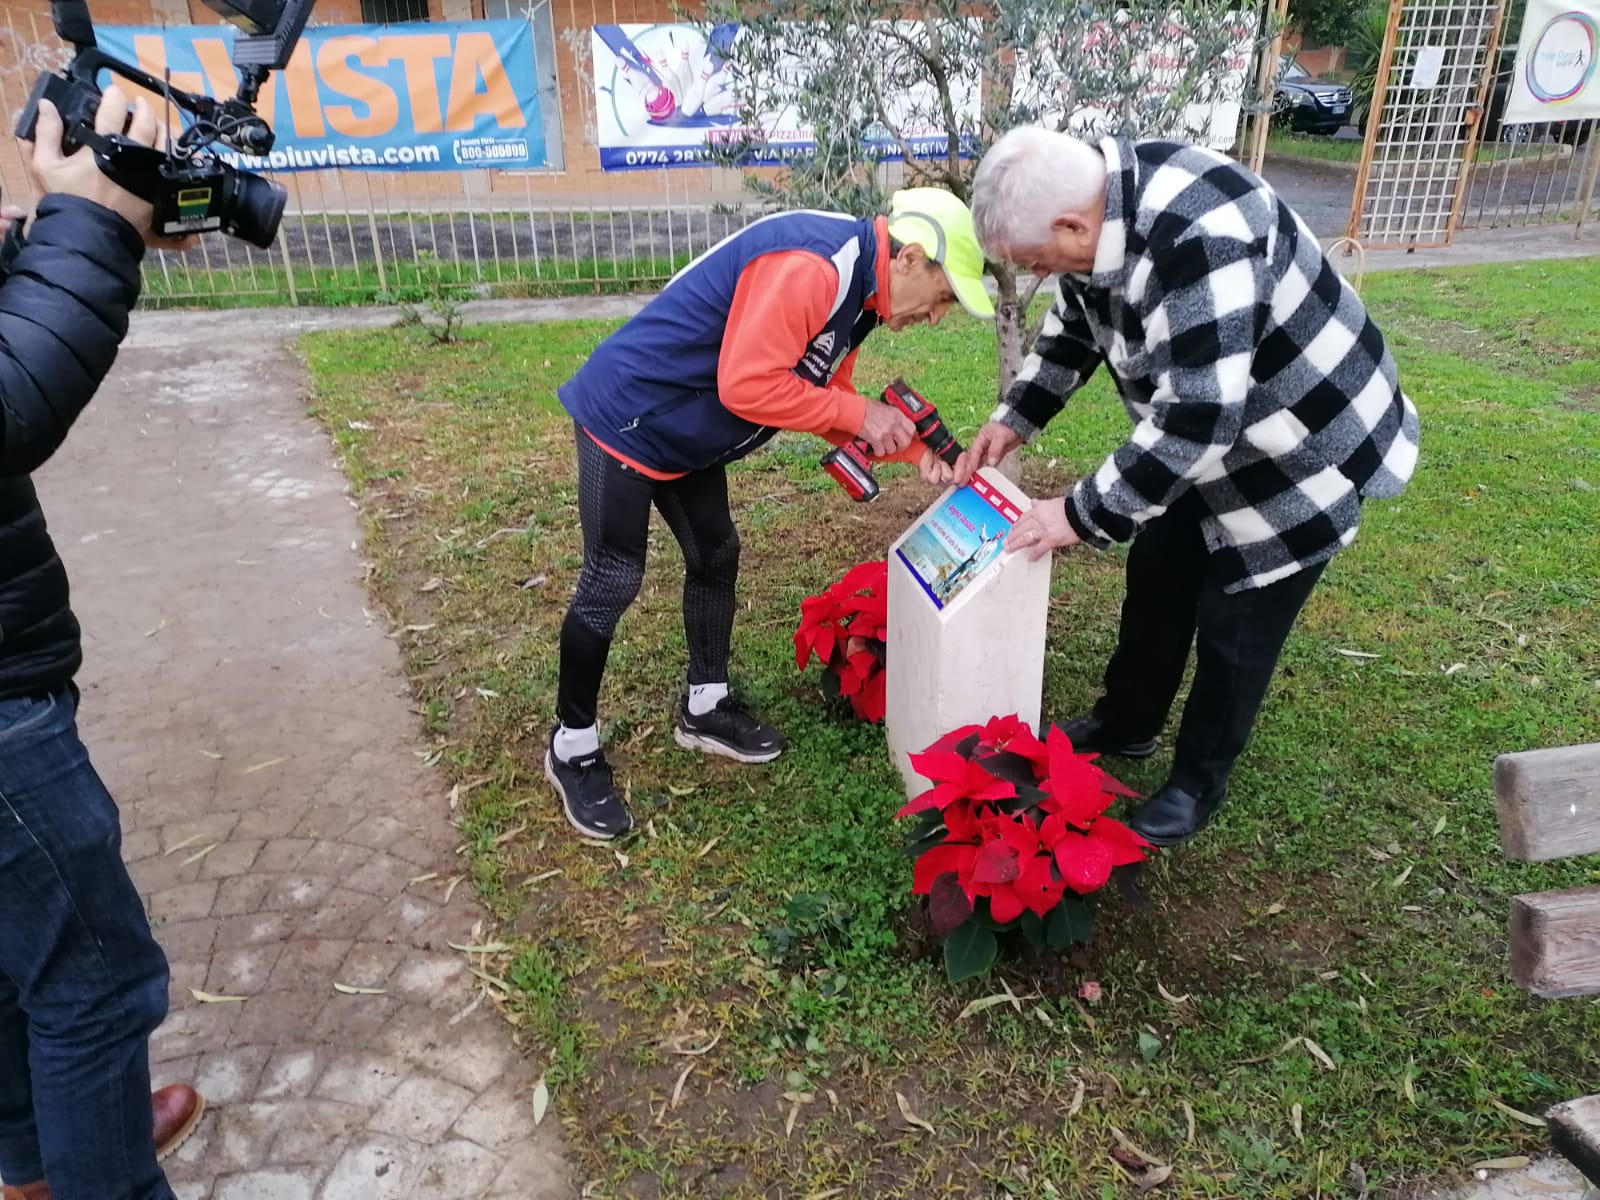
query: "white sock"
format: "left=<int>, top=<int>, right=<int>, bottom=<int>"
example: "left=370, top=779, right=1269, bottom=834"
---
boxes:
left=554, top=723, right=600, bottom=762
left=687, top=682, right=729, bottom=716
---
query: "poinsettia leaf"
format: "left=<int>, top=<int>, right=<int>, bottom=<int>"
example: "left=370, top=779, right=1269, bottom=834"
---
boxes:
left=1046, top=897, right=1095, bottom=948
left=972, top=841, right=1020, bottom=884
left=914, top=847, right=969, bottom=895
left=1087, top=816, right=1153, bottom=867
left=1016, top=852, right=1068, bottom=918
left=836, top=560, right=888, bottom=596
left=1018, top=908, right=1047, bottom=949
left=1054, top=833, right=1117, bottom=895
left=895, top=783, right=958, bottom=819
left=921, top=724, right=981, bottom=755
left=908, top=750, right=978, bottom=787
left=943, top=920, right=999, bottom=983
left=987, top=885, right=1027, bottom=924
left=928, top=872, right=974, bottom=937
left=975, top=748, right=1042, bottom=788
left=854, top=669, right=887, bottom=723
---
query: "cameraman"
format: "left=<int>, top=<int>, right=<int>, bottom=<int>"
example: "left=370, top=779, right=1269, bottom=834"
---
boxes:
left=2, top=87, right=202, bottom=1200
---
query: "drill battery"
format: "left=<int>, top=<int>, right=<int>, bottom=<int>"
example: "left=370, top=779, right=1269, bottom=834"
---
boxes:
left=820, top=378, right=962, bottom=502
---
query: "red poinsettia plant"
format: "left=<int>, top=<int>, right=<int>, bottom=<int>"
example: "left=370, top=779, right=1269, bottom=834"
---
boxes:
left=794, top=560, right=888, bottom=723
left=899, top=715, right=1154, bottom=982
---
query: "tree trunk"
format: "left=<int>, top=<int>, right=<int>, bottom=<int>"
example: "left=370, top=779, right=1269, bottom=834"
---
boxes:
left=991, top=263, right=1027, bottom=484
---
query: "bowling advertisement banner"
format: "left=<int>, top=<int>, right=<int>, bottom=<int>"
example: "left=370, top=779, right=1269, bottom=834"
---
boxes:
left=895, top=476, right=1021, bottom=612
left=590, top=22, right=976, bottom=171
left=96, top=21, right=545, bottom=172
left=1503, top=0, right=1600, bottom=123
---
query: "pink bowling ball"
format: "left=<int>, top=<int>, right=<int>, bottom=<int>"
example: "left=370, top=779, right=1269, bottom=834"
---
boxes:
left=645, top=87, right=676, bottom=121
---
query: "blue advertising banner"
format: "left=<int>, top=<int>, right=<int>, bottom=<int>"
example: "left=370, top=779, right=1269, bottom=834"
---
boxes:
left=95, top=20, right=544, bottom=171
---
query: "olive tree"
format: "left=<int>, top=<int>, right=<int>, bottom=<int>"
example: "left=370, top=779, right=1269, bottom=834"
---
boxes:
left=696, top=0, right=1272, bottom=397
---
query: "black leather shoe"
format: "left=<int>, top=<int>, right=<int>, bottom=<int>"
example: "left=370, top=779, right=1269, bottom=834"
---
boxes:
left=1126, top=783, right=1227, bottom=847
left=1054, top=712, right=1158, bottom=759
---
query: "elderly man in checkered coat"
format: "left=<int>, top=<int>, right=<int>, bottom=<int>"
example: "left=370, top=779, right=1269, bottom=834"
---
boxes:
left=956, top=125, right=1420, bottom=849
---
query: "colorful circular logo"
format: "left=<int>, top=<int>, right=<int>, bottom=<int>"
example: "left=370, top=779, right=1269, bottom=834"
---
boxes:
left=1524, top=11, right=1599, bottom=104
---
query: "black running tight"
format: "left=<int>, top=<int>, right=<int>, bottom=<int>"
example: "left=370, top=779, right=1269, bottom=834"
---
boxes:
left=556, top=423, right=740, bottom=729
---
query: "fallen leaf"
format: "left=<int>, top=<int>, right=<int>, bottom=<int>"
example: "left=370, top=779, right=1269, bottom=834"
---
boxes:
left=1432, top=815, right=1447, bottom=836
left=1471, top=1157, right=1531, bottom=1171
left=670, top=1063, right=694, bottom=1110
left=165, top=833, right=204, bottom=856
left=668, top=784, right=697, bottom=797
left=1391, top=865, right=1415, bottom=888
left=613, top=849, right=631, bottom=869
left=1489, top=1097, right=1546, bottom=1127
left=785, top=1099, right=801, bottom=1138
left=532, top=1077, right=549, bottom=1125
left=199, top=749, right=224, bottom=760
left=408, top=871, right=440, bottom=886
left=443, top=874, right=467, bottom=904
left=1265, top=901, right=1286, bottom=916
left=1291, top=1102, right=1303, bottom=1139
left=895, top=1092, right=936, bottom=1134
left=1335, top=648, right=1380, bottom=659
left=333, top=982, right=387, bottom=995
left=467, top=965, right=515, bottom=994
left=1303, top=1037, right=1337, bottom=1071
left=1182, top=1099, right=1195, bottom=1145
left=181, top=844, right=217, bottom=867
left=524, top=868, right=564, bottom=886
left=663, top=1032, right=721, bottom=1056
left=241, top=757, right=286, bottom=775
left=1360, top=971, right=1378, bottom=988
left=419, top=576, right=444, bottom=593
left=1136, top=1164, right=1173, bottom=1192
left=144, top=619, right=165, bottom=638
left=190, top=988, right=247, bottom=1004
left=1138, top=1030, right=1163, bottom=1061
left=960, top=993, right=1021, bottom=1019
left=1112, top=1126, right=1166, bottom=1168
left=803, top=1191, right=845, bottom=1200
left=1443, top=662, right=1466, bottom=676
left=1066, top=1077, right=1086, bottom=1119
left=695, top=837, right=720, bottom=859
left=448, top=942, right=510, bottom=954
left=476, top=687, right=500, bottom=699
left=1157, top=982, right=1192, bottom=1005
left=1403, top=1065, right=1418, bottom=1104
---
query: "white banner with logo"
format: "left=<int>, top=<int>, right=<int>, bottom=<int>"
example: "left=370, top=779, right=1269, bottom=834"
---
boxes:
left=1503, top=0, right=1600, bottom=124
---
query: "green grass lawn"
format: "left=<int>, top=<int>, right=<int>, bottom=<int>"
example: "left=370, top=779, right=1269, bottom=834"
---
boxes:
left=302, top=257, right=1600, bottom=1199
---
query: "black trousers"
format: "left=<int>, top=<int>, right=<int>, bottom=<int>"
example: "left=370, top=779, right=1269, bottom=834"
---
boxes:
left=557, top=424, right=740, bottom=730
left=1093, top=495, right=1328, bottom=797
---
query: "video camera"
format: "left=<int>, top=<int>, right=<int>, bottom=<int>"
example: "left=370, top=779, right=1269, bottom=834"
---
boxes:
left=11, top=0, right=314, bottom=251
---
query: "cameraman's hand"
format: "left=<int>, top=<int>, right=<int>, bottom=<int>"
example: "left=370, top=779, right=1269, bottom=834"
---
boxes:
left=24, top=85, right=197, bottom=251
left=857, top=399, right=915, bottom=458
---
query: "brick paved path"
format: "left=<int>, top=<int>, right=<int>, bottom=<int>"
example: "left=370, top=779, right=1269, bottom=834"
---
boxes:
left=34, top=311, right=574, bottom=1200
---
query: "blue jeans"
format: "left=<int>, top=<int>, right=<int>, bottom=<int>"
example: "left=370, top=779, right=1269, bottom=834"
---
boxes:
left=0, top=687, right=175, bottom=1200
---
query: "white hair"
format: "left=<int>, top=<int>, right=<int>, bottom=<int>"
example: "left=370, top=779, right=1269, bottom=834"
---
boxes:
left=971, top=126, right=1108, bottom=259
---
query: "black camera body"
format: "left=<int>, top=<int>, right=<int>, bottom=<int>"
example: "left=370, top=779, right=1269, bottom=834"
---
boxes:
left=10, top=0, right=314, bottom=251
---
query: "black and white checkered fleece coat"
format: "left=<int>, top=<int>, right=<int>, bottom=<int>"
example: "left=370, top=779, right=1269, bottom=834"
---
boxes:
left=995, top=136, right=1421, bottom=592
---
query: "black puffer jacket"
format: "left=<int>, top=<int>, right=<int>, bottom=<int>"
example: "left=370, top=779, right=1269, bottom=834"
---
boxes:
left=0, top=195, right=144, bottom=701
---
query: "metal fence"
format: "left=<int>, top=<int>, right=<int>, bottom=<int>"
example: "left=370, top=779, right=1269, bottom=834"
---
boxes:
left=0, top=0, right=774, bottom=306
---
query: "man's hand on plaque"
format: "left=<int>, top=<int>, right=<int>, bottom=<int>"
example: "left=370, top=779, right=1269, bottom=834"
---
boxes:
left=1005, top=496, right=1081, bottom=561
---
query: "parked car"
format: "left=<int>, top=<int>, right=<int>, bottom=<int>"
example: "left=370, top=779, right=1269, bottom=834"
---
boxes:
left=1275, top=56, right=1356, bottom=135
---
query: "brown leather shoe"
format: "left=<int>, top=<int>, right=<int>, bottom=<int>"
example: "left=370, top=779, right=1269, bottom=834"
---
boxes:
left=1, top=1085, right=204, bottom=1197
left=153, top=1084, right=206, bottom=1162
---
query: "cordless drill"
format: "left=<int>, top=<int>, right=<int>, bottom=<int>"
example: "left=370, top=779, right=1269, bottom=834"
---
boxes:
left=821, top=378, right=962, bottom=502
